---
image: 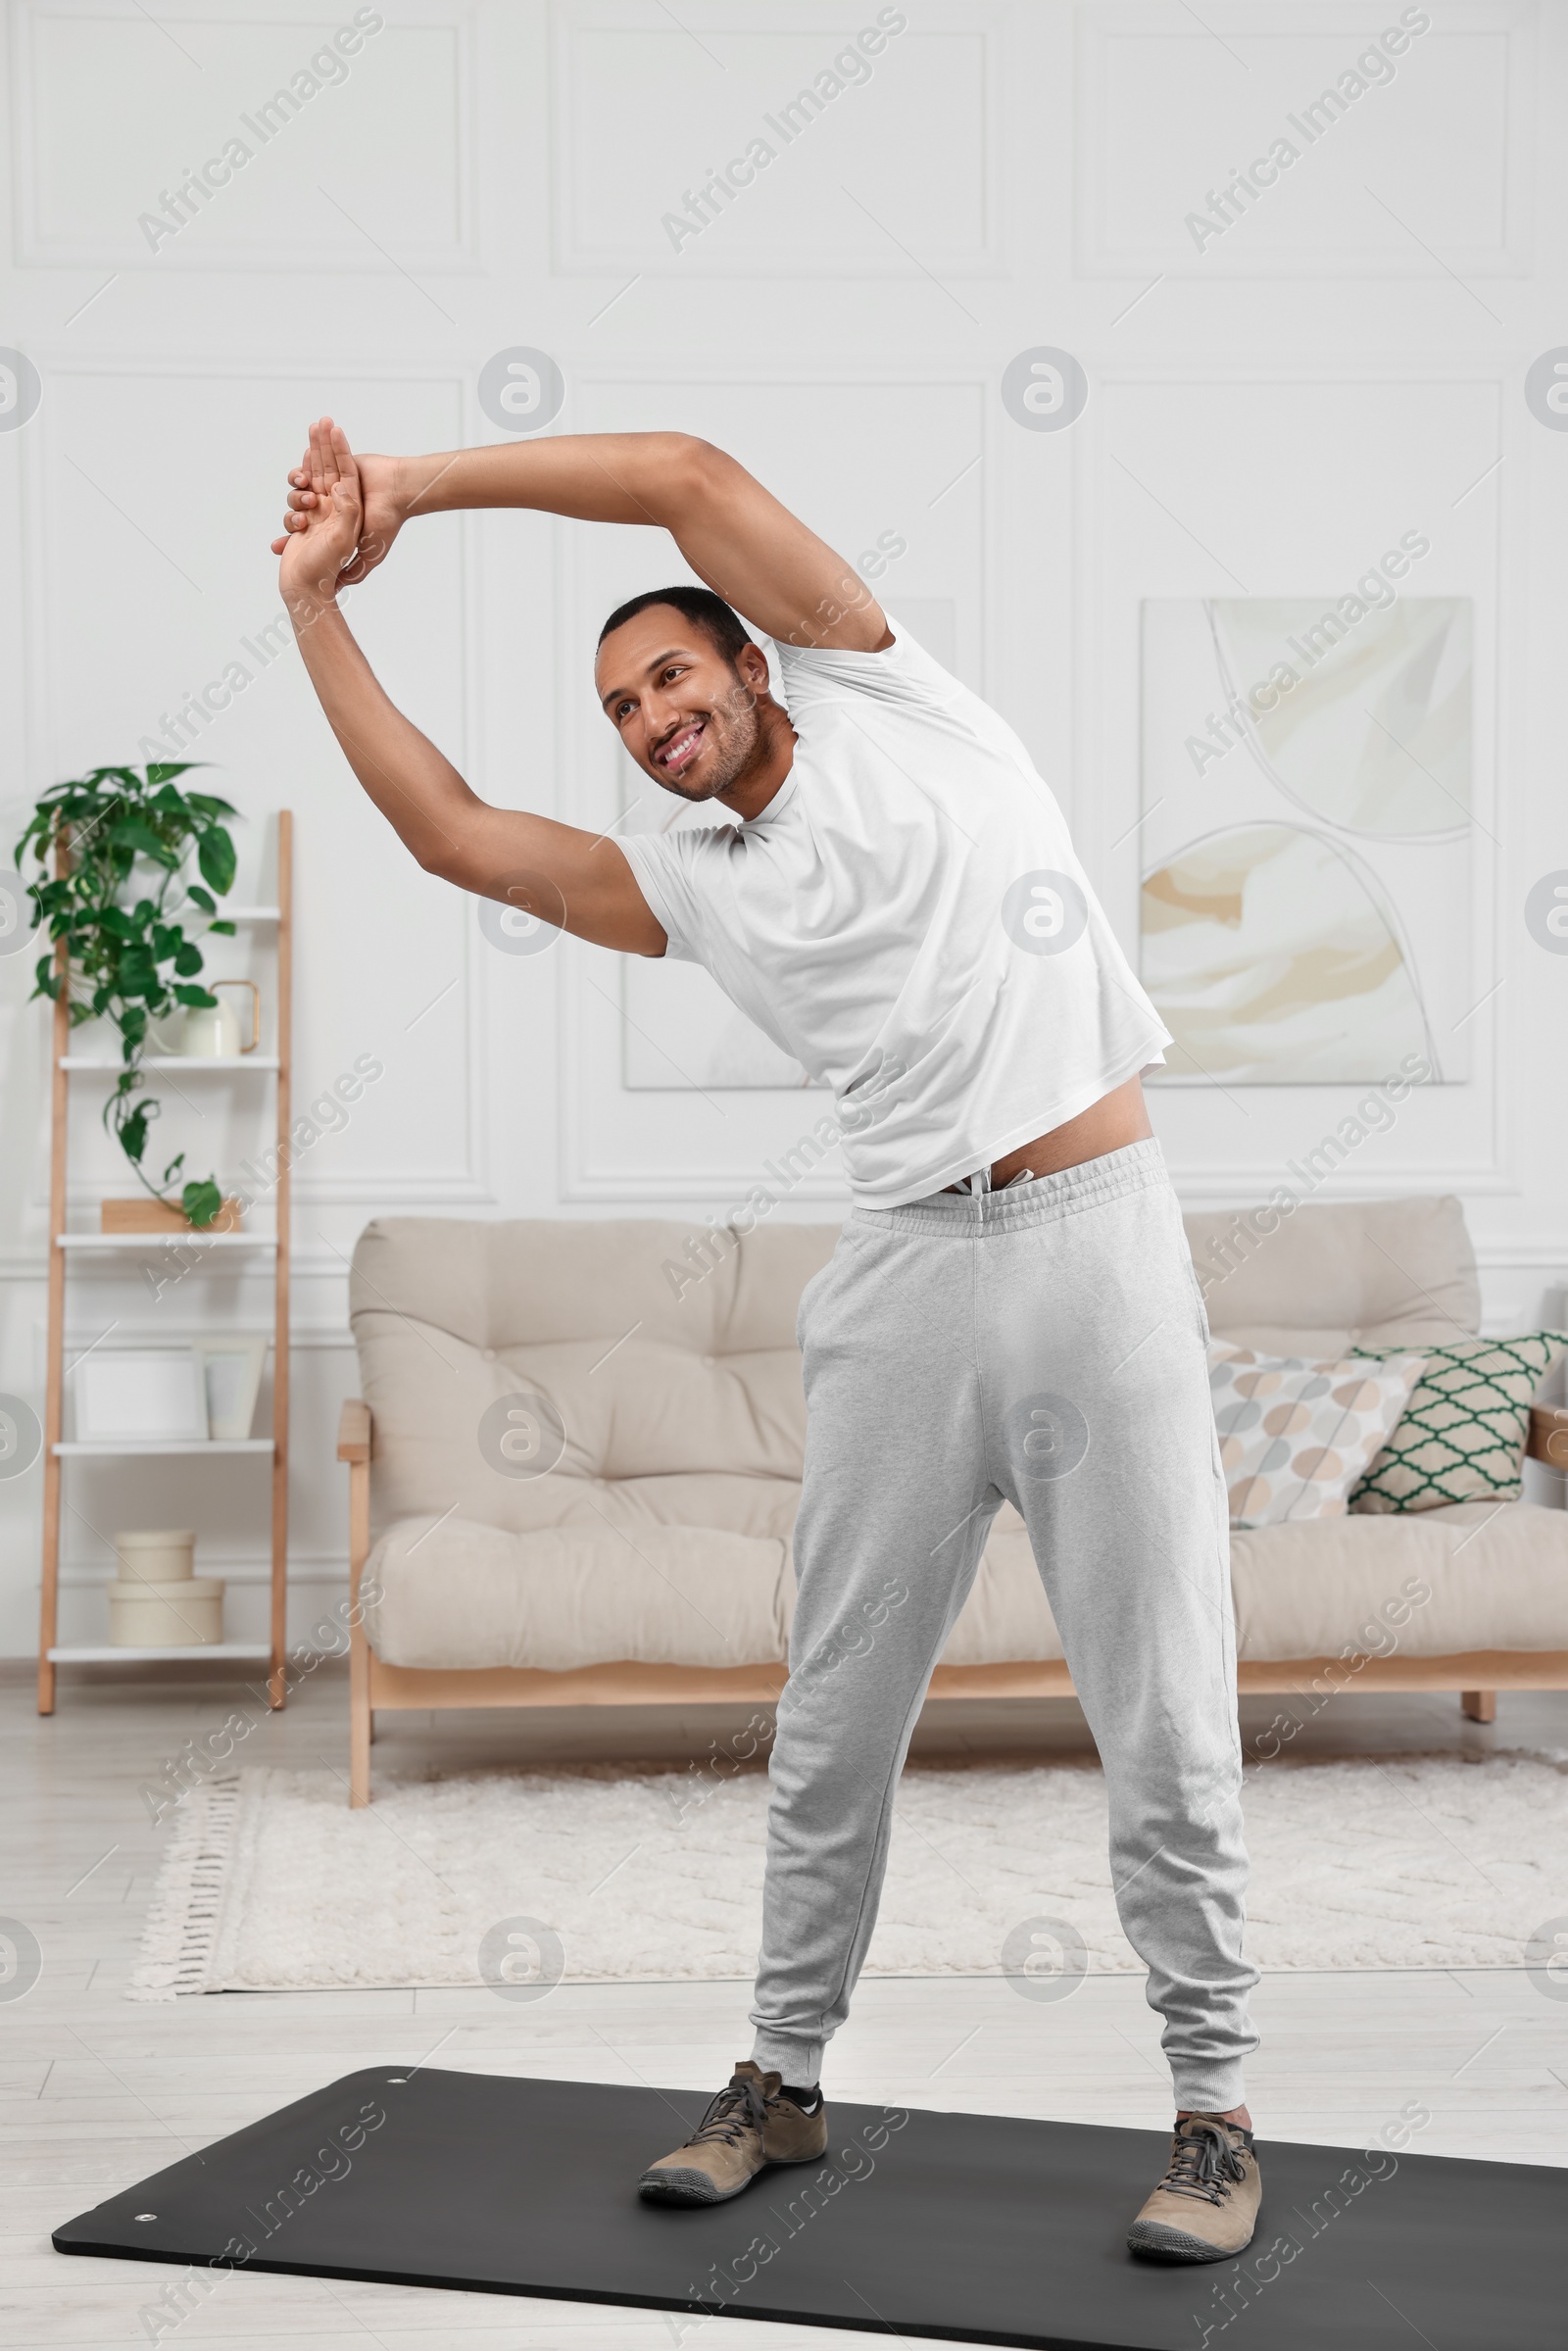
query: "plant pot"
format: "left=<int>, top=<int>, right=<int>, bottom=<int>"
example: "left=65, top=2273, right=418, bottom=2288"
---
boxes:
left=108, top=1576, right=225, bottom=1646
left=100, top=1197, right=244, bottom=1235
left=115, top=1530, right=197, bottom=1585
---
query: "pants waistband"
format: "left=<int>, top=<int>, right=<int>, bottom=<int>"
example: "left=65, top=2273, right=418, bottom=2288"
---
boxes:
left=853, top=1137, right=1170, bottom=1238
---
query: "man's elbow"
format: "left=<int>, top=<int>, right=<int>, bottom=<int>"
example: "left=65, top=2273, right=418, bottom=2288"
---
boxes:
left=644, top=432, right=732, bottom=519
left=415, top=840, right=466, bottom=889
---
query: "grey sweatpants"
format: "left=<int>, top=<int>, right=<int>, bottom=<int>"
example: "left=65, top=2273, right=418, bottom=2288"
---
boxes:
left=750, top=1139, right=1257, bottom=2112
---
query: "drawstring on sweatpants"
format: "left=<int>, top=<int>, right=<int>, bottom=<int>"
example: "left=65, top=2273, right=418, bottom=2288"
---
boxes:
left=947, top=1162, right=1035, bottom=1216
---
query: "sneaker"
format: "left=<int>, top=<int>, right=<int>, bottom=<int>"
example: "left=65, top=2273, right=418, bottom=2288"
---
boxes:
left=638, top=2062, right=828, bottom=2205
left=1127, top=2115, right=1261, bottom=2262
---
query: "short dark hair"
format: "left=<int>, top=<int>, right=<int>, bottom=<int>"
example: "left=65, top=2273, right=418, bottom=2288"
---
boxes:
left=597, top=584, right=753, bottom=665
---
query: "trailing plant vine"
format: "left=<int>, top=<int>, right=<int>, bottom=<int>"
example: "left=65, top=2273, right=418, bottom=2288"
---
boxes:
left=16, top=763, right=241, bottom=1228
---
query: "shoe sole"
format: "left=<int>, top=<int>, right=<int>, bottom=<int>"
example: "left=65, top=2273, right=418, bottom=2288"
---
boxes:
left=638, top=2165, right=735, bottom=2206
left=1126, top=2219, right=1256, bottom=2264
left=638, top=2145, right=826, bottom=2207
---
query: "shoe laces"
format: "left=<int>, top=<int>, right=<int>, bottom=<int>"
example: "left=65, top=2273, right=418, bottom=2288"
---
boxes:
left=1156, top=2120, right=1248, bottom=2207
left=688, top=2074, right=769, bottom=2150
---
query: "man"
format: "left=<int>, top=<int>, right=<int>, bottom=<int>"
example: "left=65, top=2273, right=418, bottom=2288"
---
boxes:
left=274, top=419, right=1260, bottom=2263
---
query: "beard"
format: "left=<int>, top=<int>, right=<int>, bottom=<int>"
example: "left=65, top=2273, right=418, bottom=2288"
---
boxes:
left=651, top=680, right=766, bottom=805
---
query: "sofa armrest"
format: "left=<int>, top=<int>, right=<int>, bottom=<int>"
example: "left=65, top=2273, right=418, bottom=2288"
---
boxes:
left=1528, top=1403, right=1568, bottom=1470
left=338, top=1397, right=371, bottom=1463
left=337, top=1401, right=373, bottom=1579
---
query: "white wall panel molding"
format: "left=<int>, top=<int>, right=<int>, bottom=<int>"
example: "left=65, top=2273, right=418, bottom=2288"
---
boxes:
left=56, top=1552, right=349, bottom=1587
left=53, top=1318, right=354, bottom=1347
left=1172, top=1169, right=1522, bottom=1200
left=10, top=1230, right=1568, bottom=1270
left=1076, top=0, right=1536, bottom=278
left=0, top=1249, right=411, bottom=1282
left=550, top=0, right=1004, bottom=278
left=12, top=0, right=480, bottom=271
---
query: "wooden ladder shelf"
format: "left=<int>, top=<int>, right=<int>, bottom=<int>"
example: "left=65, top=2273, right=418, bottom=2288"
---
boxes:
left=36, top=810, right=294, bottom=1712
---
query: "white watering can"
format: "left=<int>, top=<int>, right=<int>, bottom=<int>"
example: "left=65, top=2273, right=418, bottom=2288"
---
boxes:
left=176, top=979, right=260, bottom=1058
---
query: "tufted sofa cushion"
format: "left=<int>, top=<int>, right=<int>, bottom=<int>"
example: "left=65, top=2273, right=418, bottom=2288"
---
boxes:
left=1228, top=1501, right=1568, bottom=1658
left=366, top=1517, right=796, bottom=1671
left=1187, top=1192, right=1480, bottom=1357
left=352, top=1215, right=832, bottom=1539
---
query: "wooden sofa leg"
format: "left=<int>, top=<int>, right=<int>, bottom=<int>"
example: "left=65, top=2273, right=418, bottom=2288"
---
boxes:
left=1461, top=1689, right=1496, bottom=1724
left=348, top=1537, right=372, bottom=1805
left=339, top=1399, right=374, bottom=1806
left=350, top=1669, right=371, bottom=1806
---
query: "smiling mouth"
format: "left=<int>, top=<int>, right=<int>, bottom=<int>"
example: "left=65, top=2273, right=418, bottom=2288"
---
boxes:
left=654, top=720, right=707, bottom=776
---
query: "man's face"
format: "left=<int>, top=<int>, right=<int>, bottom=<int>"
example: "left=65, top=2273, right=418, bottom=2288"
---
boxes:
left=596, top=606, right=768, bottom=805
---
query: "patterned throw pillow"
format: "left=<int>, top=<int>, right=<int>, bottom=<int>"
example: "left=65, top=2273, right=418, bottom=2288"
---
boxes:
left=1207, top=1343, right=1427, bottom=1529
left=1348, top=1333, right=1567, bottom=1513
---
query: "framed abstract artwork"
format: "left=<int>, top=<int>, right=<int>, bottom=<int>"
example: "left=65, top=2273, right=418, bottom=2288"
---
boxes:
left=1139, top=594, right=1472, bottom=1084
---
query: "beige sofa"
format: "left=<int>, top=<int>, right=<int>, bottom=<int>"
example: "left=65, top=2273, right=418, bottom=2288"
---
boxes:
left=338, top=1195, right=1568, bottom=1802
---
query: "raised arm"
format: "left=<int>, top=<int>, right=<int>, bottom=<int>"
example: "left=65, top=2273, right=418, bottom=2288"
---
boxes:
left=278, top=424, right=665, bottom=955
left=275, top=420, right=890, bottom=654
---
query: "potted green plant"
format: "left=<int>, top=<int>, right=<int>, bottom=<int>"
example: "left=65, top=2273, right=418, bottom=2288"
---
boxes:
left=16, top=763, right=241, bottom=1230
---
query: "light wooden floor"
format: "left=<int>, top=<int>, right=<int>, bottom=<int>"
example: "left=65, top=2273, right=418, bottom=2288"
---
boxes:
left=6, top=1665, right=1568, bottom=2351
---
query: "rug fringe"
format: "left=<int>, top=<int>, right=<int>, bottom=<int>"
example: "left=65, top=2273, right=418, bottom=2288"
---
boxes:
left=128, top=1776, right=243, bottom=2001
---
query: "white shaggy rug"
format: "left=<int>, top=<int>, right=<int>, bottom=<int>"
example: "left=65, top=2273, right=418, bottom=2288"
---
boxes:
left=131, top=1752, right=1568, bottom=1998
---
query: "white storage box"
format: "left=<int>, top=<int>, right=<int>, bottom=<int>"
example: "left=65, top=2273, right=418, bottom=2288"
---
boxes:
left=108, top=1576, right=224, bottom=1646
left=114, top=1530, right=197, bottom=1585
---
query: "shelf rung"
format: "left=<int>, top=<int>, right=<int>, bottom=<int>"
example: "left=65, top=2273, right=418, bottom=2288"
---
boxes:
left=57, top=1233, right=276, bottom=1249
left=54, top=1439, right=273, bottom=1456
left=46, top=1642, right=274, bottom=1663
left=60, top=1056, right=279, bottom=1071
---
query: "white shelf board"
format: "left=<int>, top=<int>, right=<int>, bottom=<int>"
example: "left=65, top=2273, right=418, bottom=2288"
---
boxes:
left=61, top=1055, right=279, bottom=1071
left=58, top=1232, right=276, bottom=1249
left=220, top=906, right=280, bottom=922
left=54, top=1439, right=272, bottom=1456
left=47, top=1642, right=272, bottom=1663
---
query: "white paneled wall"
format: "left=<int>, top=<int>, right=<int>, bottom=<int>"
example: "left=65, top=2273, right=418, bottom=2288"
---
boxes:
left=1, top=0, right=1565, bottom=1657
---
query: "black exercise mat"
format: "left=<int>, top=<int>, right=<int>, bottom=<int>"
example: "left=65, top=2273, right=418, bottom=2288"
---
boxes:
left=54, top=2067, right=1563, bottom=2351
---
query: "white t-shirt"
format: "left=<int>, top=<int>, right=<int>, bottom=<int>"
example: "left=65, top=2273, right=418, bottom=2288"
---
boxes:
left=616, top=618, right=1170, bottom=1209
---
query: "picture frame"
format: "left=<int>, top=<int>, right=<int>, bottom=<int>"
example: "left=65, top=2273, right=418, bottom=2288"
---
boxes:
left=197, top=1336, right=269, bottom=1443
left=1139, top=595, right=1472, bottom=1084
left=74, top=1347, right=208, bottom=1444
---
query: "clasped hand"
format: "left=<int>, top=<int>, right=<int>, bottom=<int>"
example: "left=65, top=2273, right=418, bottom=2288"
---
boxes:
left=271, top=416, right=406, bottom=602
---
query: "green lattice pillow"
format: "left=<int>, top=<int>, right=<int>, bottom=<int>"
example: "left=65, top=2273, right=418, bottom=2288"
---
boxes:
left=1348, top=1333, right=1566, bottom=1513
